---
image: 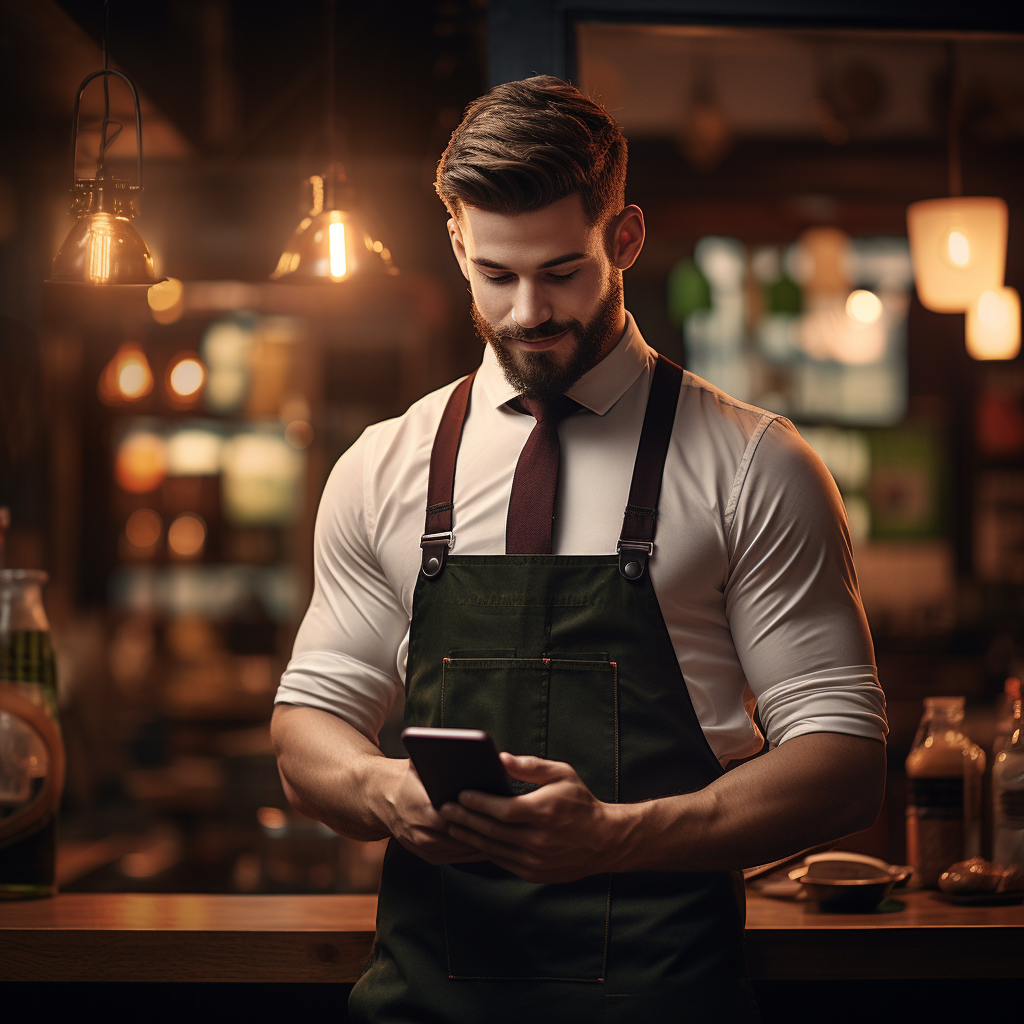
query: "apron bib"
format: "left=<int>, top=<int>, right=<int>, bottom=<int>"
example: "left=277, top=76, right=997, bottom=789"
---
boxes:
left=350, top=357, right=760, bottom=1023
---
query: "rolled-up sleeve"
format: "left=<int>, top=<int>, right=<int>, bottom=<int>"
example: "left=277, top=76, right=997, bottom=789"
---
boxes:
left=275, top=428, right=408, bottom=744
left=724, top=418, right=887, bottom=748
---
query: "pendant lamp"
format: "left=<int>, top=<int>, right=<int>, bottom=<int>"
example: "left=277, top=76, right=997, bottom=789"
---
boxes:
left=906, top=197, right=1007, bottom=314
left=906, top=43, right=1008, bottom=317
left=48, top=9, right=162, bottom=288
left=271, top=0, right=395, bottom=283
left=966, top=287, right=1021, bottom=361
left=271, top=168, right=396, bottom=282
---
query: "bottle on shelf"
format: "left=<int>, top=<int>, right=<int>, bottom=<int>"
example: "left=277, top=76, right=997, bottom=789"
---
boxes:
left=993, top=698, right=1024, bottom=870
left=905, top=696, right=986, bottom=888
left=0, top=509, right=65, bottom=899
left=994, top=677, right=1022, bottom=757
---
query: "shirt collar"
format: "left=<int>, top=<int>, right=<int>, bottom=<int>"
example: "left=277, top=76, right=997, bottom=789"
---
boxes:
left=477, top=311, right=652, bottom=416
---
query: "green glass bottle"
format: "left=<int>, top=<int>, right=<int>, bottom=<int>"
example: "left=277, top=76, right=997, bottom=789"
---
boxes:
left=0, top=569, right=64, bottom=899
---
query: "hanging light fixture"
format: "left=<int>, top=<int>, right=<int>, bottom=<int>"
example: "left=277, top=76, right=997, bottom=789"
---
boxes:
left=271, top=0, right=395, bottom=283
left=906, top=43, right=1009, bottom=317
left=907, top=197, right=1007, bottom=314
left=966, top=287, right=1021, bottom=361
left=48, top=4, right=162, bottom=288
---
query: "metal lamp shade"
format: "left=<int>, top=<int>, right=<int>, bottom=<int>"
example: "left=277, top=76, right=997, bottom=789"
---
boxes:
left=906, top=197, right=1008, bottom=313
left=50, top=211, right=159, bottom=286
left=271, top=208, right=395, bottom=283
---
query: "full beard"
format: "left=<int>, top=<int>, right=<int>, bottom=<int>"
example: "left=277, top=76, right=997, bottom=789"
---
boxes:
left=472, top=273, right=624, bottom=400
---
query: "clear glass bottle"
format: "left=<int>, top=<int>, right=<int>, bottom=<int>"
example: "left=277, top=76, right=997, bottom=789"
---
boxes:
left=994, top=677, right=1022, bottom=757
left=905, top=696, right=986, bottom=888
left=993, top=699, right=1024, bottom=869
left=0, top=569, right=64, bottom=898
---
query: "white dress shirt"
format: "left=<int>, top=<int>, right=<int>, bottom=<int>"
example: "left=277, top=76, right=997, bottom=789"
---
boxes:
left=276, top=313, right=887, bottom=764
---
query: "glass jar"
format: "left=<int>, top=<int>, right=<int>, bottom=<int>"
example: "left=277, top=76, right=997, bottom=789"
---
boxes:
left=0, top=570, right=64, bottom=898
left=905, top=696, right=985, bottom=888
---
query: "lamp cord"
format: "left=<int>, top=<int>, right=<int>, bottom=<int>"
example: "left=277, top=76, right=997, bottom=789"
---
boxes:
left=326, top=0, right=336, bottom=209
left=98, top=0, right=123, bottom=176
left=946, top=41, right=962, bottom=198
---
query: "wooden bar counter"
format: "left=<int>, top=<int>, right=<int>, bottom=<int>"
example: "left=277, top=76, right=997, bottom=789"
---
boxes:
left=1, top=889, right=1021, bottom=983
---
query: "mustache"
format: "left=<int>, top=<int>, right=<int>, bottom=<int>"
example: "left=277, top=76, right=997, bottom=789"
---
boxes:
left=492, top=320, right=580, bottom=344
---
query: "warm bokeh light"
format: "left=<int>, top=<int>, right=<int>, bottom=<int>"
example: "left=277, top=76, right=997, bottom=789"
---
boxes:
left=967, top=287, right=1021, bottom=361
left=284, top=420, right=314, bottom=449
left=257, top=806, right=287, bottom=829
left=168, top=355, right=206, bottom=399
left=846, top=289, right=883, bottom=325
left=947, top=231, right=970, bottom=267
left=115, top=431, right=167, bottom=493
left=329, top=219, right=347, bottom=279
left=125, top=508, right=163, bottom=551
left=98, top=343, right=154, bottom=405
left=148, top=277, right=185, bottom=324
left=906, top=197, right=1007, bottom=312
left=166, top=429, right=222, bottom=476
left=167, top=513, right=207, bottom=559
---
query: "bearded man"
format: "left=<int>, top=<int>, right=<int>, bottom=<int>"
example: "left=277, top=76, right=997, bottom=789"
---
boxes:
left=272, top=76, right=887, bottom=1023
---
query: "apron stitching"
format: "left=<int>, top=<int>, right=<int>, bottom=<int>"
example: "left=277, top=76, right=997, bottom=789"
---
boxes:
left=440, top=657, right=448, bottom=726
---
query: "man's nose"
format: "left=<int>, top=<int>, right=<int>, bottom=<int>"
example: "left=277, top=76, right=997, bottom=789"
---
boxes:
left=511, top=284, right=553, bottom=329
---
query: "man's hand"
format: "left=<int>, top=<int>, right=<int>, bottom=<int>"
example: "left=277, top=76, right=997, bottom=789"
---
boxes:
left=439, top=753, right=621, bottom=883
left=384, top=759, right=488, bottom=865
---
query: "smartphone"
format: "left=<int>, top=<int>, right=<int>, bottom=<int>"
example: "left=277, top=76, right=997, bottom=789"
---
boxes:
left=401, top=726, right=514, bottom=809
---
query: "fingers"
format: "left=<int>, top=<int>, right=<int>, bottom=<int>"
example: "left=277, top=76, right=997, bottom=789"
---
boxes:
left=499, top=752, right=574, bottom=784
left=441, top=801, right=529, bottom=842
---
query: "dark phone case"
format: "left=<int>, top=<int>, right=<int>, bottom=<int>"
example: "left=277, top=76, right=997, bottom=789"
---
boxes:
left=402, top=728, right=514, bottom=809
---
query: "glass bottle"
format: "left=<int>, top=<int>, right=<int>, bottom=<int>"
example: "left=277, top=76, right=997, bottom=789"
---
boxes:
left=905, top=696, right=986, bottom=888
left=994, top=677, right=1022, bottom=757
left=993, top=699, right=1024, bottom=869
left=0, top=569, right=64, bottom=898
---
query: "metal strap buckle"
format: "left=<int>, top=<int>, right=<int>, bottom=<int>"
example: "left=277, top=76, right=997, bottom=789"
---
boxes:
left=617, top=539, right=653, bottom=582
left=420, top=531, right=454, bottom=550
left=616, top=540, right=654, bottom=555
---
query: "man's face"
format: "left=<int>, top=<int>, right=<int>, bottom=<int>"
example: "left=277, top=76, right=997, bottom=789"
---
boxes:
left=448, top=194, right=642, bottom=399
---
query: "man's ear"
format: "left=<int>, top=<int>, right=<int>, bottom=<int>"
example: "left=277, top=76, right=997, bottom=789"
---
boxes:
left=448, top=217, right=470, bottom=281
left=607, top=205, right=645, bottom=271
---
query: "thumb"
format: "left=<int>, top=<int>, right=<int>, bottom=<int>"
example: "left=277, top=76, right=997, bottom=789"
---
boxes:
left=500, top=752, right=572, bottom=785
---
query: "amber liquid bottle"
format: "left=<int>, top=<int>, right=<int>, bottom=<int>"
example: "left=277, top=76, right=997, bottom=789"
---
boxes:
left=0, top=570, right=64, bottom=899
left=905, top=697, right=985, bottom=888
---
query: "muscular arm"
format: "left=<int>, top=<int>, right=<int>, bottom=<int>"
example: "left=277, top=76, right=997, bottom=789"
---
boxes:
left=272, top=704, right=486, bottom=863
left=441, top=731, right=885, bottom=881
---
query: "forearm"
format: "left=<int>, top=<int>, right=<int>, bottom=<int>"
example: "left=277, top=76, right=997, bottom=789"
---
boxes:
left=610, top=732, right=886, bottom=873
left=271, top=703, right=403, bottom=841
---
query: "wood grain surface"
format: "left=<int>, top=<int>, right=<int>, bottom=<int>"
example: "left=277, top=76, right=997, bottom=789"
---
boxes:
left=1, top=889, right=1021, bottom=983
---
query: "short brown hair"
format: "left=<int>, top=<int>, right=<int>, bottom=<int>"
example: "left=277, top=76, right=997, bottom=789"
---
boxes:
left=435, top=76, right=627, bottom=226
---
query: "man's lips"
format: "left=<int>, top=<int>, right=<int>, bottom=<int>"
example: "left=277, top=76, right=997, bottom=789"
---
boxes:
left=511, top=329, right=571, bottom=352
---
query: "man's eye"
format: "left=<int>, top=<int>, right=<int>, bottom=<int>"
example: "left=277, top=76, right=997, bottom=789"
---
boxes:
left=482, top=273, right=514, bottom=284
left=547, top=271, right=578, bottom=282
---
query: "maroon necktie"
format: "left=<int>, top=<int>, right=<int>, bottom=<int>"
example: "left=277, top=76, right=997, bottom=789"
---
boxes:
left=505, top=395, right=580, bottom=554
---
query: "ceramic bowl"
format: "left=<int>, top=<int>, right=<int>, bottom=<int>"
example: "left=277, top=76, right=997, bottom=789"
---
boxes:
left=788, top=853, right=912, bottom=911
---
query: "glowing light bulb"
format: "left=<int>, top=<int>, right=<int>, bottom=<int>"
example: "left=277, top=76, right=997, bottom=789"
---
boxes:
left=947, top=231, right=970, bottom=267
left=169, top=357, right=205, bottom=397
left=86, top=215, right=114, bottom=283
left=328, top=220, right=347, bottom=279
left=845, top=289, right=883, bottom=325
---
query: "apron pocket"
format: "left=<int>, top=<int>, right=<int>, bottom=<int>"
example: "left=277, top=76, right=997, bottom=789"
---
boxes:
left=439, top=657, right=619, bottom=980
left=443, top=862, right=611, bottom=981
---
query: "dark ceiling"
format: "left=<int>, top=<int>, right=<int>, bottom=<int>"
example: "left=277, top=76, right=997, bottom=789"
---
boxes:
left=50, top=0, right=487, bottom=161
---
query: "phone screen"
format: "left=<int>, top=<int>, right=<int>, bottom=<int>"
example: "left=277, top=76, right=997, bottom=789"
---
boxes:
left=402, top=727, right=514, bottom=809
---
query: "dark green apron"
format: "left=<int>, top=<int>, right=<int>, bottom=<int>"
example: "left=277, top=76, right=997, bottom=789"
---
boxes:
left=349, top=356, right=760, bottom=1023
